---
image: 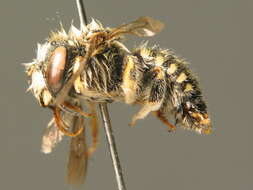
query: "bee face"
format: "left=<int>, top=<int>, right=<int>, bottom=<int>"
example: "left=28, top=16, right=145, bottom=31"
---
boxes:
left=32, top=22, right=111, bottom=103
left=34, top=44, right=82, bottom=105
left=25, top=43, right=53, bottom=106
left=26, top=28, right=89, bottom=106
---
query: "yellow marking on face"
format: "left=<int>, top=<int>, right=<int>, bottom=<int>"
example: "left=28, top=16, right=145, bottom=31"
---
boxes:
left=166, top=64, right=177, bottom=75
left=184, top=83, right=193, bottom=92
left=176, top=72, right=187, bottom=83
left=42, top=90, right=52, bottom=106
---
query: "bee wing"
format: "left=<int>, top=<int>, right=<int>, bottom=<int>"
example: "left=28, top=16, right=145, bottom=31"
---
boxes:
left=41, top=118, right=64, bottom=154
left=110, top=16, right=164, bottom=38
left=67, top=114, right=88, bottom=185
left=86, top=102, right=98, bottom=156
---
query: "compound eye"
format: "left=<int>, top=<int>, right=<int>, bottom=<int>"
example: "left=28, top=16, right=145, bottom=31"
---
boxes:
left=46, top=46, right=67, bottom=94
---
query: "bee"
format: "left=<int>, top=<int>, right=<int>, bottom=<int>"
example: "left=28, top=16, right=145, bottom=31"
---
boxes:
left=25, top=16, right=211, bottom=184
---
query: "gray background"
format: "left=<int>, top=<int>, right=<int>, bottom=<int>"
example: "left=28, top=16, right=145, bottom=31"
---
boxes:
left=0, top=0, right=252, bottom=189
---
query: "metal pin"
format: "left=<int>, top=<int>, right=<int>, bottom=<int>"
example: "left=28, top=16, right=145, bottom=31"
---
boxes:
left=99, top=103, right=127, bottom=190
left=76, top=0, right=88, bottom=26
left=74, top=1, right=127, bottom=190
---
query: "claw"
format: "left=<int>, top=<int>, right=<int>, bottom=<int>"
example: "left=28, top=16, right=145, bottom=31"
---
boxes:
left=129, top=117, right=137, bottom=127
left=53, top=107, right=83, bottom=137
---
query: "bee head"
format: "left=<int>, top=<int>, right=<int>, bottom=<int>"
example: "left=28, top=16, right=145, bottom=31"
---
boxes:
left=25, top=20, right=109, bottom=107
left=25, top=39, right=80, bottom=107
left=25, top=43, right=54, bottom=106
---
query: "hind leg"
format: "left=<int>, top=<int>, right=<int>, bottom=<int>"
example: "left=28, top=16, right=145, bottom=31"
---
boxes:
left=154, top=110, right=176, bottom=132
left=129, top=102, right=162, bottom=126
left=129, top=67, right=166, bottom=126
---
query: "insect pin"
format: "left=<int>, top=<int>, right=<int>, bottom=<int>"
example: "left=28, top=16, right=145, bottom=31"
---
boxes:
left=25, top=16, right=211, bottom=185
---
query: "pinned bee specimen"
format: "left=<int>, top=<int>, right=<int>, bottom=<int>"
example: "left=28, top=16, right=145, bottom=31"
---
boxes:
left=25, top=16, right=211, bottom=184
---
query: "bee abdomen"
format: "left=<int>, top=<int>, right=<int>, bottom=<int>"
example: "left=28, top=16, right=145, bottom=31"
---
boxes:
left=167, top=58, right=211, bottom=134
left=134, top=45, right=211, bottom=134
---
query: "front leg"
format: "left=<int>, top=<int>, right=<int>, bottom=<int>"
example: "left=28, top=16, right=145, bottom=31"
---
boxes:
left=121, top=55, right=142, bottom=104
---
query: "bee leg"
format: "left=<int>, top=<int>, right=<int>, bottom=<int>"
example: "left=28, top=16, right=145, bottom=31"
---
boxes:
left=129, top=66, right=166, bottom=126
left=86, top=102, right=98, bottom=156
left=53, top=107, right=83, bottom=137
left=122, top=56, right=140, bottom=104
left=62, top=101, right=93, bottom=118
left=130, top=68, right=166, bottom=126
left=129, top=102, right=162, bottom=126
left=153, top=110, right=176, bottom=132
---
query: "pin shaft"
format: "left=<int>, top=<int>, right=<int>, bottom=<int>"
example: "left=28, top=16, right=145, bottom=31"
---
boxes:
left=99, top=103, right=127, bottom=190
